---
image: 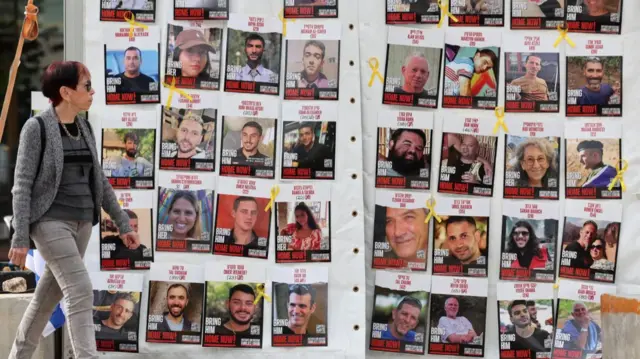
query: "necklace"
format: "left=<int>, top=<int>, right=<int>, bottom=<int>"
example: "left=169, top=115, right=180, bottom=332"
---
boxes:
left=59, top=120, right=82, bottom=141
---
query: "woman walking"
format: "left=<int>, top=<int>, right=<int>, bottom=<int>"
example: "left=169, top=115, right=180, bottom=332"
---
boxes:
left=8, top=61, right=138, bottom=359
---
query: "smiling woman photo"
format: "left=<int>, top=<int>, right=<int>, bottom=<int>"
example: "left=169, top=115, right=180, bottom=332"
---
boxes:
left=167, top=190, right=201, bottom=241
left=515, top=138, right=558, bottom=188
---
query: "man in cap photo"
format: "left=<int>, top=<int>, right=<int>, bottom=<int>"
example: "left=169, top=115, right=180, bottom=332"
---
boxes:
left=577, top=140, right=617, bottom=188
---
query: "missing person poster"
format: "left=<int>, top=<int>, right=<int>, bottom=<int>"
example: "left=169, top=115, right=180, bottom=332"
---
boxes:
left=449, top=0, right=504, bottom=26
left=552, top=280, right=616, bottom=359
left=496, top=282, right=555, bottom=359
left=281, top=102, right=336, bottom=180
left=504, top=33, right=560, bottom=113
left=500, top=201, right=559, bottom=282
left=503, top=117, right=562, bottom=200
left=146, top=263, right=205, bottom=345
left=100, top=0, right=155, bottom=22
left=275, top=183, right=331, bottom=263
left=165, top=23, right=223, bottom=90
left=559, top=200, right=621, bottom=283
left=375, top=110, right=432, bottom=190
left=511, top=0, right=565, bottom=29
left=104, top=24, right=160, bottom=105
left=156, top=172, right=215, bottom=253
left=443, top=28, right=501, bottom=110
left=386, top=0, right=440, bottom=24
left=432, top=197, right=490, bottom=277
left=373, top=190, right=430, bottom=272
left=101, top=109, right=156, bottom=189
left=100, top=190, right=154, bottom=270
left=565, top=120, right=622, bottom=199
left=370, top=271, right=431, bottom=355
left=438, top=114, right=498, bottom=197
left=283, top=0, right=338, bottom=18
left=284, top=21, right=340, bottom=101
left=565, top=0, right=622, bottom=34
left=428, top=276, right=488, bottom=357
left=383, top=26, right=443, bottom=109
left=213, top=177, right=272, bottom=259
left=159, top=92, right=217, bottom=172
left=566, top=36, right=623, bottom=117
left=203, top=261, right=265, bottom=348
left=225, top=14, right=282, bottom=96
left=272, top=266, right=329, bottom=347
left=219, top=95, right=278, bottom=178
left=91, top=272, right=144, bottom=353
left=173, top=0, right=229, bottom=20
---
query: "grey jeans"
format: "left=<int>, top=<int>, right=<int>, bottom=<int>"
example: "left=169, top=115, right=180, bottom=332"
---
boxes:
left=9, top=219, right=97, bottom=359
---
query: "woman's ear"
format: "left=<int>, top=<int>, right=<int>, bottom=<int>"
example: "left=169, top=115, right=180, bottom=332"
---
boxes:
left=58, top=86, right=70, bottom=103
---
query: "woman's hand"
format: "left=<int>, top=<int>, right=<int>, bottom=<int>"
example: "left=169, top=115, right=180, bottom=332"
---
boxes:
left=120, top=232, right=140, bottom=250
left=8, top=247, right=29, bottom=268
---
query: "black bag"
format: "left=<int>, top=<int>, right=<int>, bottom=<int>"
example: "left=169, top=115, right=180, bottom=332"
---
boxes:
left=8, top=116, right=46, bottom=250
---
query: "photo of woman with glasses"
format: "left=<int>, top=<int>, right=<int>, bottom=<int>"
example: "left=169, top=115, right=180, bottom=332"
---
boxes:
left=504, top=135, right=560, bottom=199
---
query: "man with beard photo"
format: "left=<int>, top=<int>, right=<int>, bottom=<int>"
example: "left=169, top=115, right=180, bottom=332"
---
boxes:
left=505, top=300, right=550, bottom=353
left=575, top=0, right=614, bottom=22
left=441, top=134, right=493, bottom=185
left=282, top=284, right=317, bottom=335
left=290, top=123, right=332, bottom=171
left=442, top=216, right=486, bottom=266
left=117, top=46, right=156, bottom=93
left=380, top=296, right=422, bottom=342
left=230, top=121, right=269, bottom=165
left=237, top=34, right=276, bottom=83
left=576, top=57, right=620, bottom=106
left=393, top=53, right=431, bottom=97
left=108, top=131, right=154, bottom=178
left=159, top=284, right=194, bottom=332
left=169, top=112, right=207, bottom=159
left=94, top=292, right=137, bottom=340
left=101, top=209, right=148, bottom=264
left=383, top=129, right=429, bottom=178
left=216, top=284, right=257, bottom=336
left=296, top=40, right=331, bottom=89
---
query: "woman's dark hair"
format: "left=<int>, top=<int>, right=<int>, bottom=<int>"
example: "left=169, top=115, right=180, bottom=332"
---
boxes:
left=168, top=190, right=199, bottom=238
left=41, top=61, right=89, bottom=106
left=172, top=47, right=212, bottom=80
left=507, top=220, right=543, bottom=268
left=294, top=202, right=319, bottom=231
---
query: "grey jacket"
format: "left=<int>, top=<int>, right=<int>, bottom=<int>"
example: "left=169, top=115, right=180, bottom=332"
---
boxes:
left=11, top=106, right=132, bottom=248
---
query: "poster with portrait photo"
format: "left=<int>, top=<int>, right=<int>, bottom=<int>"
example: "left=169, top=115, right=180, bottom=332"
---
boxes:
left=496, top=282, right=555, bottom=359
left=565, top=0, right=622, bottom=34
left=203, top=261, right=266, bottom=348
left=373, top=190, right=430, bottom=272
left=438, top=114, right=498, bottom=197
left=225, top=14, right=282, bottom=96
left=504, top=33, right=560, bottom=113
left=101, top=109, right=156, bottom=189
left=275, top=183, right=331, bottom=263
left=428, top=276, right=488, bottom=357
left=386, top=0, right=440, bottom=24
left=281, top=102, right=336, bottom=180
left=100, top=0, right=155, bottom=22
left=156, top=172, right=215, bottom=253
left=284, top=21, right=341, bottom=101
left=283, top=0, right=338, bottom=18
left=104, top=24, right=160, bottom=105
left=565, top=120, right=621, bottom=199
left=165, top=24, right=223, bottom=90
left=100, top=191, right=154, bottom=270
left=375, top=110, right=432, bottom=190
left=383, top=27, right=442, bottom=109
left=443, top=29, right=501, bottom=110
left=271, top=266, right=329, bottom=347
left=511, top=0, right=565, bottom=29
left=500, top=201, right=559, bottom=282
left=213, top=177, right=272, bottom=259
left=432, top=197, right=490, bottom=277
left=559, top=200, right=621, bottom=283
left=566, top=36, right=622, bottom=117
left=503, top=117, right=562, bottom=200
left=159, top=93, right=218, bottom=172
left=146, top=263, right=205, bottom=345
left=91, top=272, right=144, bottom=353
left=449, top=0, right=504, bottom=26
left=174, top=0, right=229, bottom=20
left=219, top=95, right=279, bottom=178
left=552, top=280, right=616, bottom=359
left=370, top=271, right=430, bottom=355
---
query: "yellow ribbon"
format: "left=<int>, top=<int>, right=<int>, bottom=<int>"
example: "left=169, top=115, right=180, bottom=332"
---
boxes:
left=367, top=57, right=383, bottom=87
left=253, top=283, right=272, bottom=305
left=553, top=280, right=559, bottom=290
left=553, top=26, right=576, bottom=48
left=492, top=106, right=508, bottom=134
left=124, top=12, right=149, bottom=40
left=264, top=185, right=280, bottom=212
left=278, top=10, right=295, bottom=37
left=607, top=159, right=628, bottom=191
left=163, top=77, right=193, bottom=108
left=437, top=0, right=459, bottom=28
left=424, top=198, right=441, bottom=224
